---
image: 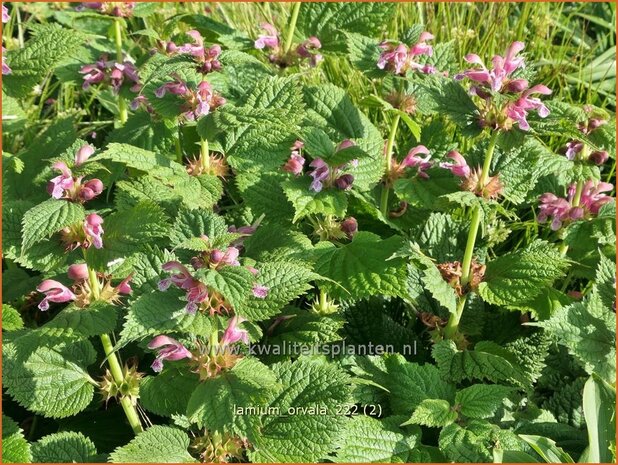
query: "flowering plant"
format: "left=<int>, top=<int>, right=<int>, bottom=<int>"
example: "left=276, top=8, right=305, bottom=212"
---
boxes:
left=2, top=2, right=615, bottom=464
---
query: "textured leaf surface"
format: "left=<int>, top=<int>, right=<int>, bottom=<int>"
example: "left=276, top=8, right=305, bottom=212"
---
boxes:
left=405, top=399, right=457, bottom=427
left=31, top=431, right=98, bottom=463
left=455, top=384, right=512, bottom=419
left=110, top=426, right=196, bottom=463
left=21, top=199, right=85, bottom=250
left=2, top=415, right=32, bottom=463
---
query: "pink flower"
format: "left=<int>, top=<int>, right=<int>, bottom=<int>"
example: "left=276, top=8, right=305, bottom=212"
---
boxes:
left=252, top=284, right=269, bottom=299
left=589, top=150, right=609, bottom=166
left=337, top=139, right=355, bottom=151
left=67, top=263, right=89, bottom=281
left=159, top=261, right=209, bottom=314
left=155, top=79, right=189, bottom=98
left=220, top=316, right=249, bottom=346
left=340, top=217, right=358, bottom=238
left=309, top=158, right=330, bottom=192
left=210, top=247, right=241, bottom=267
left=80, top=56, right=140, bottom=95
left=334, top=173, right=354, bottom=190
left=254, top=23, right=279, bottom=50
left=75, top=144, right=95, bottom=166
left=401, top=145, right=432, bottom=179
left=564, top=141, right=584, bottom=161
left=168, top=30, right=222, bottom=73
left=185, top=283, right=209, bottom=314
left=283, top=141, right=306, bottom=175
left=2, top=5, right=9, bottom=23
left=2, top=47, right=11, bottom=75
left=579, top=180, right=613, bottom=215
left=440, top=150, right=470, bottom=178
left=457, top=41, right=525, bottom=92
left=506, top=84, right=552, bottom=130
left=147, top=335, right=192, bottom=372
left=47, top=161, right=75, bottom=199
left=83, top=214, right=104, bottom=249
left=115, top=275, right=132, bottom=295
left=79, top=179, right=104, bottom=201
left=377, top=33, right=434, bottom=75
left=296, top=36, right=322, bottom=67
left=37, top=279, right=76, bottom=311
left=77, top=2, right=135, bottom=17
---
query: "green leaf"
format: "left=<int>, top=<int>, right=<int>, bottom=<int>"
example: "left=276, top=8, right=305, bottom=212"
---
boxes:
left=315, top=232, right=408, bottom=300
left=109, top=426, right=196, bottom=463
left=432, top=340, right=527, bottom=386
left=394, top=169, right=461, bottom=209
left=197, top=266, right=255, bottom=312
left=119, top=289, right=212, bottom=345
left=106, top=110, right=177, bottom=153
left=455, top=384, right=512, bottom=419
left=282, top=176, right=348, bottom=222
left=4, top=342, right=96, bottom=418
left=240, top=262, right=320, bottom=321
left=334, top=416, right=419, bottom=463
left=580, top=375, right=616, bottom=463
left=403, top=398, right=457, bottom=427
left=140, top=367, right=200, bottom=418
left=236, top=171, right=295, bottom=225
left=535, top=293, right=616, bottom=381
left=346, top=33, right=385, bottom=78
left=2, top=415, right=32, bottom=463
left=31, top=432, right=98, bottom=463
left=439, top=422, right=492, bottom=462
left=41, top=301, right=119, bottom=338
left=383, top=355, right=455, bottom=415
left=2, top=304, right=24, bottom=331
left=478, top=240, right=568, bottom=307
left=519, top=435, right=575, bottom=463
left=249, top=357, right=350, bottom=463
left=4, top=24, right=85, bottom=98
left=98, top=143, right=182, bottom=174
left=21, top=199, right=85, bottom=250
left=186, top=358, right=278, bottom=440
left=169, top=207, right=228, bottom=248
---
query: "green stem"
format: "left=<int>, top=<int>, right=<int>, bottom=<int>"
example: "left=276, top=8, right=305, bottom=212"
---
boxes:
left=443, top=130, right=499, bottom=339
left=380, top=114, right=401, bottom=216
left=319, top=289, right=327, bottom=309
left=200, top=138, right=210, bottom=171
left=113, top=18, right=128, bottom=125
left=87, top=266, right=143, bottom=434
left=283, top=2, right=301, bottom=54
left=209, top=320, right=219, bottom=357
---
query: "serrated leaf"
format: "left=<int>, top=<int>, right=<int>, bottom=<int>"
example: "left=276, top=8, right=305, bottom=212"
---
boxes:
left=2, top=304, right=24, bottom=331
left=403, top=398, right=457, bottom=427
left=31, top=431, right=98, bottom=463
left=282, top=176, right=348, bottom=222
left=439, top=422, right=492, bottom=462
left=455, top=384, right=512, bottom=419
left=2, top=415, right=32, bottom=463
left=249, top=358, right=350, bottom=463
left=478, top=240, right=568, bottom=307
left=198, top=266, right=255, bottom=312
left=140, top=367, right=200, bottom=418
left=169, top=207, right=228, bottom=248
left=4, top=24, right=85, bottom=98
left=21, top=199, right=85, bottom=250
left=334, top=416, right=419, bottom=463
left=240, top=262, right=319, bottom=321
left=109, top=426, right=196, bottom=463
left=98, top=143, right=182, bottom=175
left=186, top=358, right=278, bottom=440
left=40, top=301, right=119, bottom=338
left=315, top=232, right=408, bottom=300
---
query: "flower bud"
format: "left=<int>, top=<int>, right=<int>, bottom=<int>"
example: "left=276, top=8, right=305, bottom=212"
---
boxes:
left=340, top=217, right=358, bottom=238
left=334, top=174, right=354, bottom=190
left=336, top=139, right=355, bottom=151
left=589, top=150, right=609, bottom=166
left=68, top=263, right=89, bottom=281
left=75, top=144, right=95, bottom=166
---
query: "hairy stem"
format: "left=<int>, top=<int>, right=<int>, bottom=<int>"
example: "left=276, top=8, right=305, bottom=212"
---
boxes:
left=443, top=130, right=499, bottom=339
left=113, top=18, right=128, bottom=125
left=283, top=2, right=301, bottom=54
left=379, top=113, right=401, bottom=216
left=200, top=138, right=210, bottom=171
left=87, top=266, right=143, bottom=434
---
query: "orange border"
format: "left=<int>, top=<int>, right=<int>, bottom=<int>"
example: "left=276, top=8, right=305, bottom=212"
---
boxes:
left=0, top=1, right=616, bottom=465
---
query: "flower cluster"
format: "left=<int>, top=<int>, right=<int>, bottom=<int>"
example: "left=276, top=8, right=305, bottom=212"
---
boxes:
left=2, top=5, right=10, bottom=75
left=254, top=23, right=322, bottom=67
left=76, top=2, right=135, bottom=17
left=59, top=213, right=105, bottom=250
left=376, top=32, right=435, bottom=75
left=538, top=180, right=613, bottom=230
left=47, top=144, right=104, bottom=202
left=80, top=55, right=140, bottom=95
left=155, top=78, right=225, bottom=121
left=147, top=335, right=193, bottom=372
left=282, top=140, right=305, bottom=176
left=456, top=42, right=551, bottom=130
left=439, top=150, right=503, bottom=199
left=163, top=30, right=222, bottom=74
left=37, top=264, right=131, bottom=311
left=387, top=145, right=432, bottom=183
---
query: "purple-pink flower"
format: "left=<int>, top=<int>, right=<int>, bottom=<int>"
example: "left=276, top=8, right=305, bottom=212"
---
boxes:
left=220, top=316, right=249, bottom=346
left=252, top=284, right=269, bottom=299
left=254, top=23, right=279, bottom=51
left=210, top=247, right=241, bottom=268
left=155, top=78, right=225, bottom=121
left=283, top=140, right=305, bottom=175
left=505, top=84, right=551, bottom=131
left=159, top=261, right=209, bottom=314
left=308, top=157, right=355, bottom=192
left=2, top=5, right=9, bottom=23
left=538, top=180, right=613, bottom=230
left=67, top=263, right=89, bottom=281
left=2, top=47, right=11, bottom=75
left=80, top=55, right=140, bottom=95
left=296, top=36, right=322, bottom=67
left=83, top=214, right=104, bottom=249
left=563, top=141, right=584, bottom=161
left=340, top=217, right=358, bottom=238
left=37, top=279, right=76, bottom=311
left=76, top=2, right=135, bottom=17
left=440, top=150, right=470, bottom=178
left=377, top=32, right=434, bottom=75
left=165, top=30, right=222, bottom=74
left=147, top=335, right=192, bottom=372
left=400, top=145, right=432, bottom=179
left=47, top=162, right=75, bottom=199
left=46, top=145, right=103, bottom=202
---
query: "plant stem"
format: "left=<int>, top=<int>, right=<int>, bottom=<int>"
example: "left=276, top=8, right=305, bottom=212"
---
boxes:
left=558, top=179, right=584, bottom=257
left=379, top=113, right=401, bottom=216
left=87, top=266, right=143, bottom=434
left=283, top=2, right=301, bottom=54
left=443, top=130, right=499, bottom=339
left=200, top=138, right=210, bottom=171
left=209, top=319, right=219, bottom=357
left=113, top=18, right=128, bottom=125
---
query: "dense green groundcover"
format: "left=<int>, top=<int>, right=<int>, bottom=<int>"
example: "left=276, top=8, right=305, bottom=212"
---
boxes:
left=1, top=2, right=616, bottom=463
